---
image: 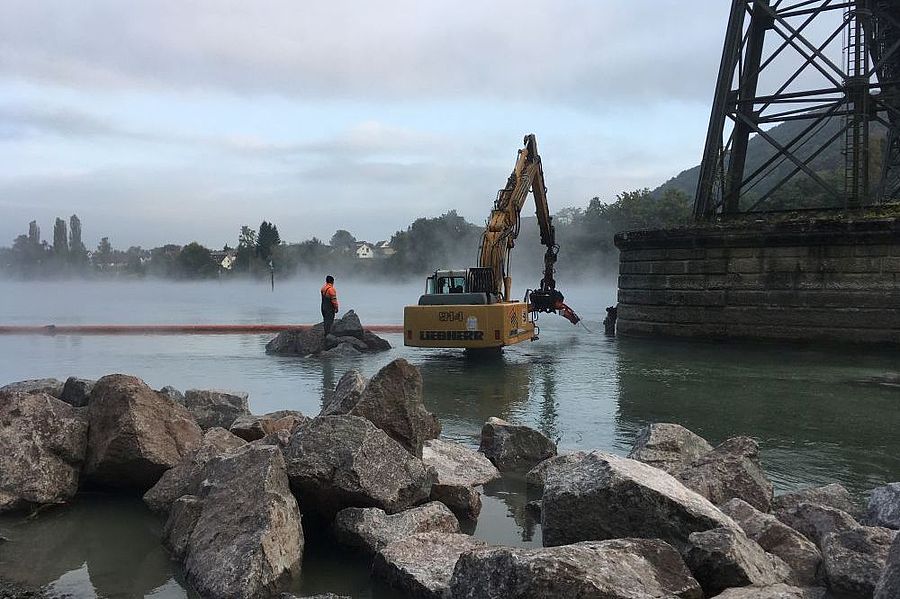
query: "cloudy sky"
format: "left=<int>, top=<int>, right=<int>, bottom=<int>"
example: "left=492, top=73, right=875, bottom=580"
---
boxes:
left=0, top=1, right=735, bottom=249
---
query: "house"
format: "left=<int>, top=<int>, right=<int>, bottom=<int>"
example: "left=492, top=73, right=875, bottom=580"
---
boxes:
left=354, top=242, right=375, bottom=259
left=210, top=249, right=238, bottom=270
left=375, top=240, right=395, bottom=257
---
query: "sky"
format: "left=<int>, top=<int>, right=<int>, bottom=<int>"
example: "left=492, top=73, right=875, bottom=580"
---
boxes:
left=0, top=1, right=737, bottom=249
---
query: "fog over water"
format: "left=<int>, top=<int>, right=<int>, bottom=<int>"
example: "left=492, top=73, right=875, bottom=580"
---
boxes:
left=0, top=278, right=898, bottom=598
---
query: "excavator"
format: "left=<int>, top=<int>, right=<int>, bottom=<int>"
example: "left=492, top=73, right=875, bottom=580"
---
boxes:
left=403, top=134, right=581, bottom=350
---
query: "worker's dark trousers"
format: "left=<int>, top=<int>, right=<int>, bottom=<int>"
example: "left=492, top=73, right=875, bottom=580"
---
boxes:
left=322, top=309, right=335, bottom=335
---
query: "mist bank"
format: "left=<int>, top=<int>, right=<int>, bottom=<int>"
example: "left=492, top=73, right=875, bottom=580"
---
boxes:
left=1, top=188, right=691, bottom=283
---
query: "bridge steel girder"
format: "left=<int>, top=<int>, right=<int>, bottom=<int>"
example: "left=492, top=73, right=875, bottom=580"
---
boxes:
left=694, top=0, right=900, bottom=220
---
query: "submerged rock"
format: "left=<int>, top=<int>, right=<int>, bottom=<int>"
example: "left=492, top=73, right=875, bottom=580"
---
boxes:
left=774, top=502, right=860, bottom=548
left=143, top=427, right=246, bottom=513
left=334, top=502, right=459, bottom=555
left=820, top=525, right=896, bottom=597
left=541, top=451, right=738, bottom=550
left=773, top=483, right=859, bottom=517
left=0, top=378, right=64, bottom=398
left=229, top=410, right=308, bottom=442
left=0, top=391, right=88, bottom=513
left=373, top=532, right=487, bottom=599
left=320, top=370, right=366, bottom=416
left=323, top=335, right=368, bottom=352
left=866, top=482, right=900, bottom=530
left=685, top=527, right=791, bottom=596
left=675, top=436, right=774, bottom=513
left=174, top=444, right=303, bottom=599
left=721, top=498, right=822, bottom=586
left=628, top=423, right=713, bottom=474
left=266, top=312, right=391, bottom=357
left=422, top=438, right=499, bottom=520
left=524, top=452, right=588, bottom=491
left=350, top=359, right=440, bottom=458
left=449, top=538, right=703, bottom=599
left=479, top=417, right=556, bottom=472
left=875, top=533, right=900, bottom=599
left=85, top=374, right=202, bottom=491
left=59, top=377, right=95, bottom=407
left=283, top=415, right=431, bottom=518
left=181, top=388, right=251, bottom=430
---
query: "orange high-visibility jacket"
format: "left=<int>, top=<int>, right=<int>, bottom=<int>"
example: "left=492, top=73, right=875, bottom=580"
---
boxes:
left=321, top=282, right=339, bottom=312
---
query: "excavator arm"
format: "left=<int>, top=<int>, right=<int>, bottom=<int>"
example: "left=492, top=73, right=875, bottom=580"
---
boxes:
left=477, top=134, right=580, bottom=324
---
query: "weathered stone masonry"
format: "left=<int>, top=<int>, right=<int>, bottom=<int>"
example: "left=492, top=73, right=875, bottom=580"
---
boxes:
left=614, top=218, right=900, bottom=345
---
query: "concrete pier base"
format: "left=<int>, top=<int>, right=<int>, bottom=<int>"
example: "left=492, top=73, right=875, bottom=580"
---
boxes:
left=614, top=217, right=900, bottom=345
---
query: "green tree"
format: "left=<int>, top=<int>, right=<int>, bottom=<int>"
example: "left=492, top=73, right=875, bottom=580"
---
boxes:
left=52, top=218, right=68, bottom=259
left=177, top=242, right=218, bottom=279
left=329, top=229, right=356, bottom=254
left=235, top=225, right=257, bottom=272
left=256, top=221, right=281, bottom=262
left=386, top=211, right=482, bottom=275
left=68, top=214, right=87, bottom=268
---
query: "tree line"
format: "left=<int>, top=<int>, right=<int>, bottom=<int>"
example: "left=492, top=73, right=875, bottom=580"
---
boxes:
left=0, top=188, right=692, bottom=281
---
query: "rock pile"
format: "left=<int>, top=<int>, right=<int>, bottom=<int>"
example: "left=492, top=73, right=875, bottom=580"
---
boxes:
left=265, top=310, right=391, bottom=357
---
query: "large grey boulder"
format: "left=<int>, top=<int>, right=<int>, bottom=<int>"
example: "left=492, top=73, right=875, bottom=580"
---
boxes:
left=170, top=444, right=304, bottom=599
left=320, top=343, right=362, bottom=358
left=229, top=410, right=308, bottom=442
left=773, top=483, right=859, bottom=516
left=422, top=438, right=500, bottom=520
left=774, top=502, right=860, bottom=548
left=524, top=452, right=588, bottom=492
left=479, top=417, right=556, bottom=472
left=721, top=498, right=822, bottom=586
left=875, top=533, right=900, bottom=599
left=265, top=325, right=325, bottom=356
left=541, top=451, right=739, bottom=550
left=685, top=527, right=791, bottom=596
left=320, top=370, right=366, bottom=416
left=163, top=494, right=204, bottom=559
left=866, top=482, right=900, bottom=530
left=59, top=377, right=95, bottom=407
left=158, top=385, right=185, bottom=404
left=330, top=309, right=364, bottom=338
left=266, top=314, right=390, bottom=356
left=676, top=436, right=774, bottom=513
left=0, top=392, right=88, bottom=513
left=449, top=538, right=703, bottom=599
left=373, top=532, right=487, bottom=599
left=349, top=359, right=440, bottom=458
left=323, top=335, right=368, bottom=352
left=628, top=423, right=714, bottom=474
left=143, top=427, right=246, bottom=513
left=0, top=378, right=64, bottom=398
left=711, top=585, right=827, bottom=598
left=283, top=415, right=432, bottom=518
left=85, top=374, right=203, bottom=491
left=181, top=388, right=251, bottom=430
left=334, top=502, right=459, bottom=555
left=820, top=525, right=897, bottom=597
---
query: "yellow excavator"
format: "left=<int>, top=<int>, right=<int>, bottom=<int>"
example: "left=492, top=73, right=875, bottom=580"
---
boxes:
left=403, top=134, right=581, bottom=349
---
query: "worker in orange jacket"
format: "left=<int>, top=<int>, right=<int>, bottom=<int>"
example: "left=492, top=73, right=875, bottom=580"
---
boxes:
left=321, top=275, right=339, bottom=335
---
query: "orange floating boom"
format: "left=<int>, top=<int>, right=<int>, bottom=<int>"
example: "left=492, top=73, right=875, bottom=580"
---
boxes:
left=0, top=324, right=403, bottom=336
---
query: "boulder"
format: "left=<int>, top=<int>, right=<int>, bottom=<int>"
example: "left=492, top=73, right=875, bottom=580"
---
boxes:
left=373, top=532, right=487, bottom=599
left=349, top=359, right=440, bottom=458
left=265, top=325, right=325, bottom=356
left=449, top=538, right=703, bottom=599
left=685, top=527, right=791, bottom=596
left=251, top=429, right=293, bottom=449
left=0, top=392, right=88, bottom=513
left=422, top=438, right=500, bottom=520
left=143, top=427, right=246, bottom=513
left=676, top=436, right=774, bottom=513
left=85, top=374, right=203, bottom=491
left=158, top=385, right=185, bottom=404
left=181, top=388, right=251, bottom=430
left=479, top=417, right=556, bottom=472
left=59, top=377, right=95, bottom=407
left=820, top=525, right=896, bottom=597
left=334, top=502, right=459, bottom=555
left=875, top=533, right=900, bottom=599
left=229, top=410, right=308, bottom=442
left=720, top=498, right=822, bottom=586
left=774, top=502, right=860, bottom=548
left=0, top=378, right=64, bottom=398
left=628, top=423, right=714, bottom=474
left=866, top=482, right=900, bottom=530
left=711, top=585, right=827, bottom=598
left=362, top=330, right=392, bottom=352
left=320, top=343, right=362, bottom=358
left=773, top=483, right=859, bottom=516
left=174, top=444, right=304, bottom=599
left=525, top=452, right=588, bottom=491
left=323, top=335, right=368, bottom=351
left=541, top=451, right=739, bottom=550
left=283, top=415, right=432, bottom=518
left=163, top=494, right=204, bottom=559
left=330, top=310, right=364, bottom=338
left=320, top=370, right=366, bottom=416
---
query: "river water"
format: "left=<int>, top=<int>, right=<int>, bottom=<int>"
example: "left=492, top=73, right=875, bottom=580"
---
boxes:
left=0, top=279, right=898, bottom=598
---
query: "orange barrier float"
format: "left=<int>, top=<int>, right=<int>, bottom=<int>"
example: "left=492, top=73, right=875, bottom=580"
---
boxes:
left=0, top=324, right=404, bottom=336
